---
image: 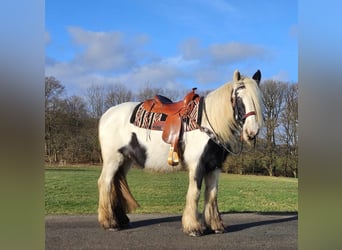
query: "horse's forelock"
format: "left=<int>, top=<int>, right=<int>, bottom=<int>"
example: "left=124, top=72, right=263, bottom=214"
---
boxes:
left=242, top=78, right=264, bottom=128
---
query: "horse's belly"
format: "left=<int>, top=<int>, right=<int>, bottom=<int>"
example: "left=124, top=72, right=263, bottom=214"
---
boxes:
left=140, top=133, right=175, bottom=171
left=135, top=129, right=208, bottom=171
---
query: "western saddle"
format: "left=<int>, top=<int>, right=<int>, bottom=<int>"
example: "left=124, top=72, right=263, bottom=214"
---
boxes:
left=142, top=88, right=199, bottom=166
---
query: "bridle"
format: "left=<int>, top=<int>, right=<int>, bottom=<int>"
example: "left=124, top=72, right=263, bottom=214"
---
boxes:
left=200, top=83, right=257, bottom=155
left=232, top=84, right=256, bottom=129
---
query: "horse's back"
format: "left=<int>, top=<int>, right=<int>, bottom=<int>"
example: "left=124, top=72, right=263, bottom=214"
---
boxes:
left=99, top=102, right=139, bottom=155
left=100, top=102, right=138, bottom=128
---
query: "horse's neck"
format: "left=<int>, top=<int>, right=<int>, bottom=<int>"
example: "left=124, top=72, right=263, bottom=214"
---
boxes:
left=203, top=83, right=236, bottom=142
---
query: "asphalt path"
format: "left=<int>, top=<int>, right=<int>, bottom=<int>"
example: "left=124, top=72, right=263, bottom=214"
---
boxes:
left=45, top=212, right=297, bottom=249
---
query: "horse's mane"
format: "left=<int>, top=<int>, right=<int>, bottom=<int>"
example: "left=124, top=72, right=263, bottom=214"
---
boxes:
left=203, top=83, right=236, bottom=143
left=203, top=76, right=263, bottom=144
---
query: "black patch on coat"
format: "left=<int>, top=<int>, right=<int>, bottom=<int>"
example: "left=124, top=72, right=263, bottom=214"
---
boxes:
left=195, top=140, right=229, bottom=189
left=130, top=103, right=142, bottom=124
left=197, top=96, right=204, bottom=125
left=118, top=133, right=147, bottom=167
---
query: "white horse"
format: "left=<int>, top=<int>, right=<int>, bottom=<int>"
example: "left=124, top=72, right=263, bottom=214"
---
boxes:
left=97, top=70, right=263, bottom=236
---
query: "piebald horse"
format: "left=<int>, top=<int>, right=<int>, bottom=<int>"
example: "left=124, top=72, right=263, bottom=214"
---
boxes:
left=97, top=70, right=263, bottom=236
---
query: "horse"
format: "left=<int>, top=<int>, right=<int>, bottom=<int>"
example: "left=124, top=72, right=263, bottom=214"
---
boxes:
left=97, top=70, right=263, bottom=236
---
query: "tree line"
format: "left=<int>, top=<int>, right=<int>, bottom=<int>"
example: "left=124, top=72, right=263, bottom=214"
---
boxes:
left=45, top=76, right=298, bottom=177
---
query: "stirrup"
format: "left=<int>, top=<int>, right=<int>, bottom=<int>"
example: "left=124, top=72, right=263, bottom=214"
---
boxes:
left=167, top=146, right=179, bottom=166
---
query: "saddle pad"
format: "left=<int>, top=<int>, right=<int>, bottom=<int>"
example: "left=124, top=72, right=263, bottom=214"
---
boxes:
left=130, top=97, right=203, bottom=131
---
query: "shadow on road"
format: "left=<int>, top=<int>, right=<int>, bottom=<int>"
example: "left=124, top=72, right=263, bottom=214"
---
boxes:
left=130, top=215, right=182, bottom=228
left=224, top=213, right=298, bottom=233
left=128, top=212, right=297, bottom=234
left=46, top=213, right=297, bottom=249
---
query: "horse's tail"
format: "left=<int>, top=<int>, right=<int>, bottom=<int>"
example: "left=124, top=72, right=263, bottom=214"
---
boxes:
left=112, top=169, right=139, bottom=213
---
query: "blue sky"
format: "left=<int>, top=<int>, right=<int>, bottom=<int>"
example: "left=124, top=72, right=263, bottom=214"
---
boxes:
left=45, top=0, right=297, bottom=96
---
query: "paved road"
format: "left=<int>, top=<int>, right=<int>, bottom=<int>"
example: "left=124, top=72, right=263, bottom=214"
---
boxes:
left=46, top=212, right=297, bottom=249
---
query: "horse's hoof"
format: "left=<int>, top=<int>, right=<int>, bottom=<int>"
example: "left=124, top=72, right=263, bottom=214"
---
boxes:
left=204, top=226, right=226, bottom=234
left=214, top=229, right=226, bottom=234
left=188, top=230, right=203, bottom=237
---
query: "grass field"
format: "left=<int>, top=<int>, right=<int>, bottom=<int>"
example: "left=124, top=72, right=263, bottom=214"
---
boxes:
left=45, top=166, right=298, bottom=215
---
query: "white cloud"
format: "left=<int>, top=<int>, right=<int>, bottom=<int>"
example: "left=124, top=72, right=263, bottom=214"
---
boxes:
left=209, top=42, right=268, bottom=64
left=46, top=57, right=185, bottom=93
left=269, top=70, right=290, bottom=82
left=46, top=27, right=272, bottom=95
left=67, top=26, right=148, bottom=72
left=180, top=39, right=269, bottom=65
left=180, top=38, right=204, bottom=61
left=115, top=62, right=183, bottom=89
left=194, top=67, right=221, bottom=84
left=178, top=40, right=270, bottom=86
left=46, top=60, right=84, bottom=78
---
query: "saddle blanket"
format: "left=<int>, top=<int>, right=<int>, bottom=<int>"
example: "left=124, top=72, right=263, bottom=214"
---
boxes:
left=130, top=97, right=203, bottom=131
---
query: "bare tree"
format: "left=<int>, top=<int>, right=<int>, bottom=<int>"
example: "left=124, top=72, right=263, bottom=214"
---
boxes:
left=260, top=80, right=287, bottom=176
left=45, top=76, right=65, bottom=111
left=279, top=83, right=298, bottom=177
left=135, top=82, right=187, bottom=102
left=65, top=96, right=87, bottom=119
left=45, top=76, right=66, bottom=163
left=63, top=95, right=88, bottom=134
left=60, top=96, right=87, bottom=163
left=136, top=84, right=163, bottom=102
left=104, top=83, right=133, bottom=109
left=86, top=84, right=106, bottom=118
left=43, top=76, right=298, bottom=175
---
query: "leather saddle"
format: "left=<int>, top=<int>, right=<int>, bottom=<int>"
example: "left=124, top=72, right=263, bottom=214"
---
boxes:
left=142, top=88, right=199, bottom=166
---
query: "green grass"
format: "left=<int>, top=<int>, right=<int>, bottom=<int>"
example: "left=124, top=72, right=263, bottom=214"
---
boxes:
left=45, top=166, right=297, bottom=215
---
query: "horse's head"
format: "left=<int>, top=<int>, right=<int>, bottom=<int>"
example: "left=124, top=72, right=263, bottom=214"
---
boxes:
left=231, top=70, right=263, bottom=144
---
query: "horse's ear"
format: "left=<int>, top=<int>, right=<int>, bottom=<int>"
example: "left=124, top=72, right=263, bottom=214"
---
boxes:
left=233, top=70, right=241, bottom=82
left=252, top=70, right=261, bottom=85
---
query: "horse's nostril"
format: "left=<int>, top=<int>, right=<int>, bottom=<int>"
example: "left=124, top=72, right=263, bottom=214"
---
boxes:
left=246, top=129, right=259, bottom=140
left=248, top=134, right=255, bottom=140
left=247, top=130, right=255, bottom=137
